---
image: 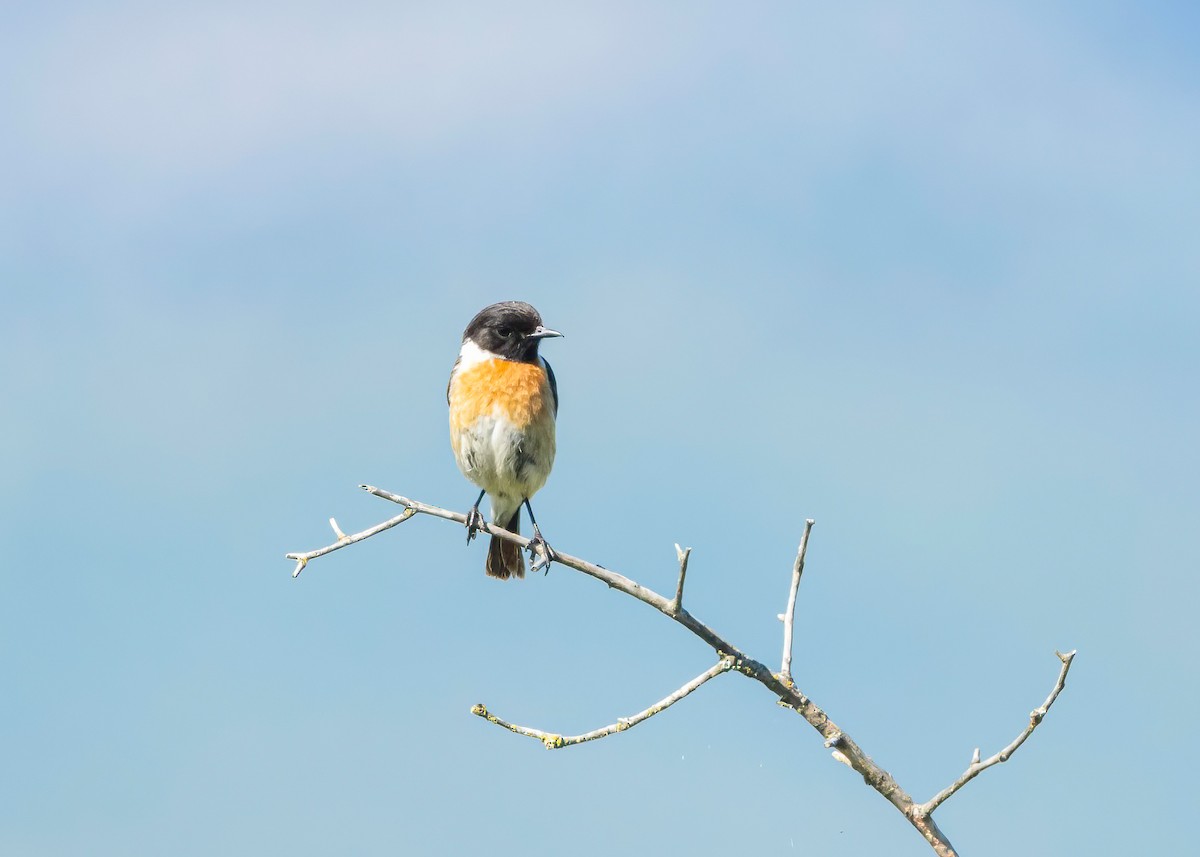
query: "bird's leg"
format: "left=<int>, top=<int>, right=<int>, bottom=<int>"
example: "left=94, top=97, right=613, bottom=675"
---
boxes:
left=465, top=490, right=487, bottom=543
left=522, top=497, right=557, bottom=573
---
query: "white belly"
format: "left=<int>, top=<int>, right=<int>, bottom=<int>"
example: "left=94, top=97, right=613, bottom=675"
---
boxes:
left=453, top=413, right=555, bottom=518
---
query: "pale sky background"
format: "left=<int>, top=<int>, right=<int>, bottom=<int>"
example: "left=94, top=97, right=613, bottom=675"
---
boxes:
left=2, top=2, right=1198, bottom=855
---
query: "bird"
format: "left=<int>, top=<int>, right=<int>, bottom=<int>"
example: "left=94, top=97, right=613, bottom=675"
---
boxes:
left=447, top=301, right=562, bottom=579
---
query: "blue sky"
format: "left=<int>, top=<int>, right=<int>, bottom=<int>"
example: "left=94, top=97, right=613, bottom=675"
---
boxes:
left=2, top=2, right=1197, bottom=855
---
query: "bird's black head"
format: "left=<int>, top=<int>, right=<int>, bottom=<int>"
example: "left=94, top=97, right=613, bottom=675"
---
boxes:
left=463, top=301, right=562, bottom=363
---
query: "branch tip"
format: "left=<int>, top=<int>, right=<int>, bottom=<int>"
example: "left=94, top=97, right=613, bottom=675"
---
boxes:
left=670, top=544, right=691, bottom=615
left=779, top=519, right=816, bottom=679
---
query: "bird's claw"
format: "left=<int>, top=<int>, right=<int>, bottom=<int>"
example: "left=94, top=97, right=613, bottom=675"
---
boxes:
left=527, top=534, right=557, bottom=574
left=465, top=507, right=487, bottom=544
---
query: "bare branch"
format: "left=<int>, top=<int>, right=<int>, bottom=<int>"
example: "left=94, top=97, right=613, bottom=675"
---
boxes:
left=287, top=486, right=1077, bottom=857
left=471, top=657, right=734, bottom=749
left=779, top=518, right=815, bottom=681
left=670, top=544, right=691, bottom=616
left=916, top=649, right=1078, bottom=816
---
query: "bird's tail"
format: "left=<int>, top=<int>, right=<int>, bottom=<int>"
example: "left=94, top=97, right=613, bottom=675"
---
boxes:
left=486, top=507, right=524, bottom=580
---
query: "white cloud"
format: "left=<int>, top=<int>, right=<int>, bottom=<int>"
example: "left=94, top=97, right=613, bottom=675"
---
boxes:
left=11, top=2, right=1197, bottom=198
left=18, top=3, right=689, bottom=175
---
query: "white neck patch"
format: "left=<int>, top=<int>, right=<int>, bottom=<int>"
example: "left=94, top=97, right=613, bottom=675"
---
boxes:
left=457, top=338, right=503, bottom=370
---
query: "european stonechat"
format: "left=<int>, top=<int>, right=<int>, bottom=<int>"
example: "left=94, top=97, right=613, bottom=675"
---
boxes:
left=447, top=301, right=562, bottom=579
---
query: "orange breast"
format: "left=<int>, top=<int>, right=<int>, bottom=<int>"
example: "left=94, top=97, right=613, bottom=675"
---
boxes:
left=449, top=359, right=554, bottom=434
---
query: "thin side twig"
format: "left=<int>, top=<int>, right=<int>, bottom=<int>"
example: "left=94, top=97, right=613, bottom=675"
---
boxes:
left=471, top=657, right=734, bottom=749
left=779, top=519, right=815, bottom=681
left=286, top=507, right=416, bottom=577
left=670, top=544, right=691, bottom=616
left=916, top=649, right=1078, bottom=816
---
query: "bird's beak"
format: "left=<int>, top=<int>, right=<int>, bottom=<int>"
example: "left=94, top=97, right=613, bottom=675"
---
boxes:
left=528, top=326, right=563, bottom=340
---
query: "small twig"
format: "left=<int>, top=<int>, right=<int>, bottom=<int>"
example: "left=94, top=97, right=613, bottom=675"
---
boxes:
left=471, top=657, right=734, bottom=749
left=916, top=649, right=1078, bottom=816
left=670, top=544, right=691, bottom=616
left=286, top=506, right=416, bottom=577
left=779, top=519, right=815, bottom=681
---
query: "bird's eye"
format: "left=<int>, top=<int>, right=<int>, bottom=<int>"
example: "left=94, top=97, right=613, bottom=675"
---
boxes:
left=496, top=326, right=513, bottom=338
